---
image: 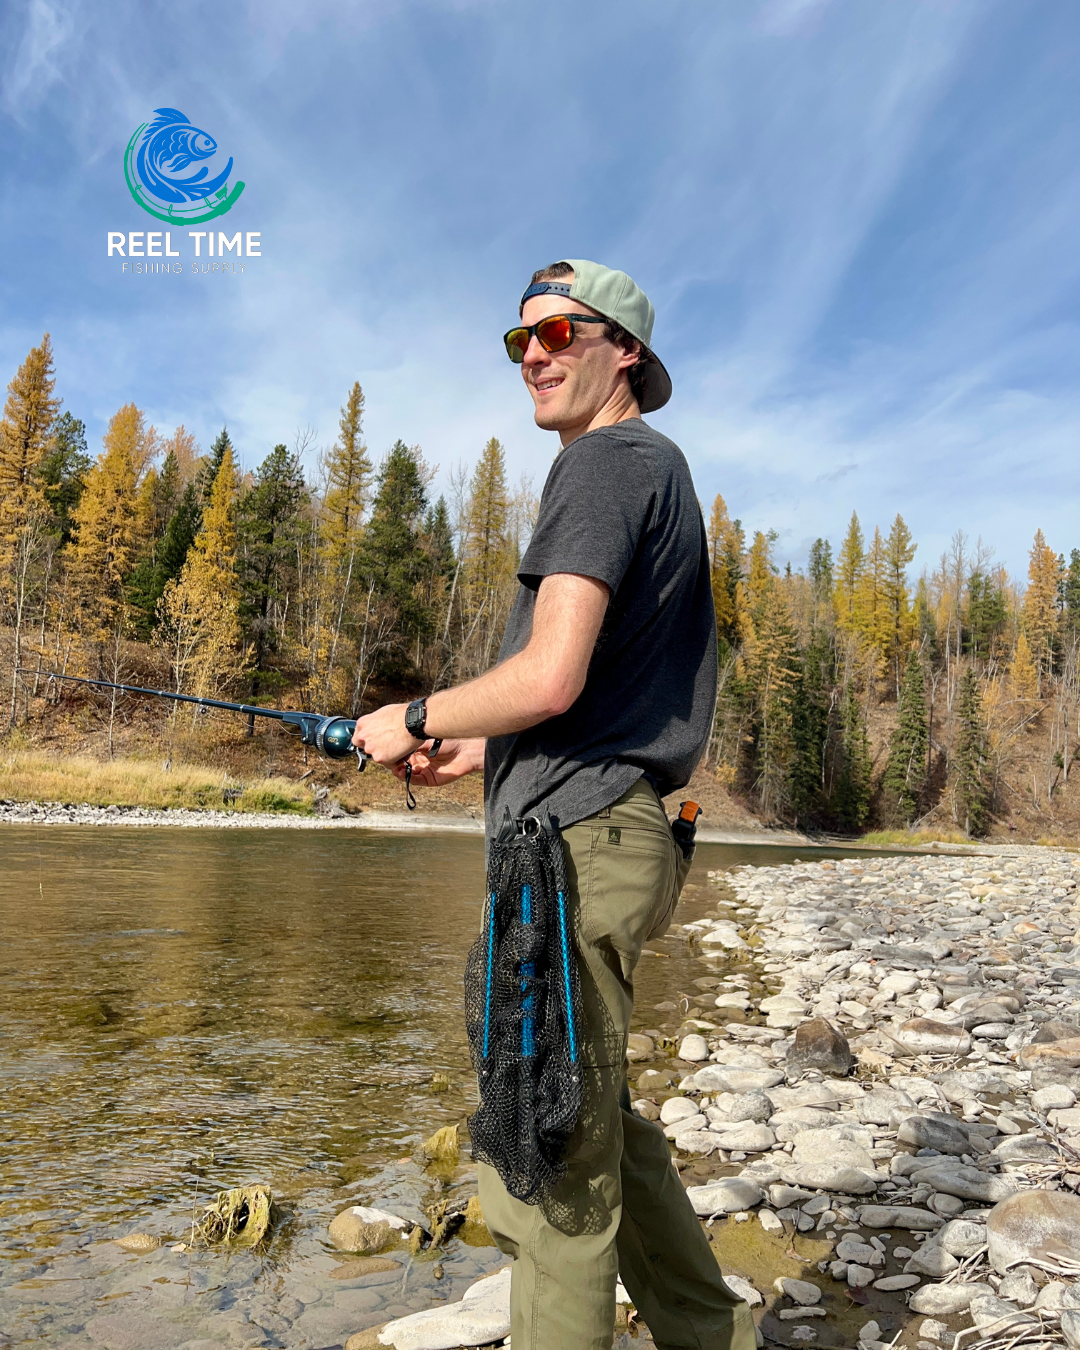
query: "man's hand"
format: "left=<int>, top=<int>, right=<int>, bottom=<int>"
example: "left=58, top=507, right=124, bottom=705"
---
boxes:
left=389, top=738, right=486, bottom=786
left=350, top=702, right=420, bottom=766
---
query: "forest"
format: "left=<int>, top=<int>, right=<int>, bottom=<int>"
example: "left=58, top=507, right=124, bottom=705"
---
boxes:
left=1, top=333, right=1077, bottom=839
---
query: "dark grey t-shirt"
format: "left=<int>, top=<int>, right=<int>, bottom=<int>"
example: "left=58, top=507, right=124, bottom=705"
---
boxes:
left=484, top=419, right=717, bottom=833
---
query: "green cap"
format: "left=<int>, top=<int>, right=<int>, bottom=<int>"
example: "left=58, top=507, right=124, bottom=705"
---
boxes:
left=519, top=259, right=672, bottom=414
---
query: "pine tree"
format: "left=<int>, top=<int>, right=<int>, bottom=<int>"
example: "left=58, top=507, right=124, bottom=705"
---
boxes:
left=882, top=651, right=930, bottom=824
left=955, top=667, right=990, bottom=836
left=912, top=575, right=937, bottom=656
left=965, top=569, right=1007, bottom=660
left=196, top=427, right=234, bottom=503
left=158, top=446, right=244, bottom=696
left=361, top=440, right=430, bottom=642
left=69, top=404, right=144, bottom=654
left=36, top=411, right=91, bottom=543
left=322, top=383, right=372, bottom=565
left=739, top=532, right=801, bottom=816
left=833, top=683, right=872, bottom=831
left=834, top=511, right=865, bottom=633
left=1063, top=548, right=1080, bottom=638
left=789, top=627, right=832, bottom=824
left=1023, top=529, right=1061, bottom=692
left=854, top=525, right=891, bottom=676
left=883, top=513, right=916, bottom=694
left=707, top=494, right=744, bottom=648
left=237, top=444, right=307, bottom=691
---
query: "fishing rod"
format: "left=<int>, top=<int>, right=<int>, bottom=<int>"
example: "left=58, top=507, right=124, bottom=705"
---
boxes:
left=24, top=669, right=368, bottom=769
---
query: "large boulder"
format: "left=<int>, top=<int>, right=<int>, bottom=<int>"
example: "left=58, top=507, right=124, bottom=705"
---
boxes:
left=786, top=1017, right=853, bottom=1077
left=986, top=1190, right=1080, bottom=1274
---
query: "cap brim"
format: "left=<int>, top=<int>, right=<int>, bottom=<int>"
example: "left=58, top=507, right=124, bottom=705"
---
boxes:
left=637, top=351, right=672, bottom=415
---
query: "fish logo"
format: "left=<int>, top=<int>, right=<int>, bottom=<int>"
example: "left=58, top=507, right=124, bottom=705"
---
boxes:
left=124, top=108, right=245, bottom=225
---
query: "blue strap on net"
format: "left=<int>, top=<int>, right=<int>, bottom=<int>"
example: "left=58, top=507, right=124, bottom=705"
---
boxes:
left=556, top=889, right=578, bottom=1064
left=521, top=884, right=535, bottom=1058
left=482, top=890, right=496, bottom=1059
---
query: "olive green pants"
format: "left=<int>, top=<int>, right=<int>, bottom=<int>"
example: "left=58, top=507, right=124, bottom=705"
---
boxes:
left=477, top=779, right=755, bottom=1350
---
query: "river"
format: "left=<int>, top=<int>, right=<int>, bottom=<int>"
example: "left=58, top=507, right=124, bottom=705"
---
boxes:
left=0, top=826, right=880, bottom=1349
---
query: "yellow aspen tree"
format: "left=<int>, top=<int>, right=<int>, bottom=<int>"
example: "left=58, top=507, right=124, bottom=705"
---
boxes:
left=69, top=405, right=144, bottom=652
left=833, top=511, right=865, bottom=634
left=157, top=447, right=244, bottom=697
left=0, top=334, right=59, bottom=722
left=1022, top=529, right=1060, bottom=693
left=706, top=493, right=744, bottom=647
left=1009, top=630, right=1039, bottom=702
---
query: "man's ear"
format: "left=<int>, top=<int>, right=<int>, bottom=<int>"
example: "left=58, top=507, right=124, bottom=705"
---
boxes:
left=615, top=340, right=642, bottom=372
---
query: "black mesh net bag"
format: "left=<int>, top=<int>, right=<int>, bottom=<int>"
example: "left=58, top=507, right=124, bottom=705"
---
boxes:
left=464, top=809, right=585, bottom=1204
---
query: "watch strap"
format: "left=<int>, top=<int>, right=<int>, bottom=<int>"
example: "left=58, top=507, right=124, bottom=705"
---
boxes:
left=405, top=697, right=427, bottom=739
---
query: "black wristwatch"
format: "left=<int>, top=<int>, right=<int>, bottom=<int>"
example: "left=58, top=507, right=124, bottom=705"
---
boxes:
left=404, top=698, right=428, bottom=740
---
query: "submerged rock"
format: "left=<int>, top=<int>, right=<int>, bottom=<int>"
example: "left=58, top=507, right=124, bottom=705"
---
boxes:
left=114, top=1232, right=160, bottom=1252
left=329, top=1205, right=408, bottom=1254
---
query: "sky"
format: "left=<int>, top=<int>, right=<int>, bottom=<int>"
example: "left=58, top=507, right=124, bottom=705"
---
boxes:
left=1, top=0, right=1078, bottom=582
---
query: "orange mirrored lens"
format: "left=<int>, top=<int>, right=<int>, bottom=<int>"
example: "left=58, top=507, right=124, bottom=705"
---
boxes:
left=536, top=315, right=575, bottom=352
left=504, top=328, right=529, bottom=362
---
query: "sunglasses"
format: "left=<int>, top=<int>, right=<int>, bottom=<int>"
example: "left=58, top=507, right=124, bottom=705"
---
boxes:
left=503, top=313, right=607, bottom=363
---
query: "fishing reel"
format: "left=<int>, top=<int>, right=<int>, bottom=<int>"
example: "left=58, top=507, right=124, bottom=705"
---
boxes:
left=316, top=717, right=367, bottom=771
left=288, top=714, right=366, bottom=771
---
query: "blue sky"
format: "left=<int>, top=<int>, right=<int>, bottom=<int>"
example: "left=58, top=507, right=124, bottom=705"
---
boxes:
left=1, top=0, right=1077, bottom=581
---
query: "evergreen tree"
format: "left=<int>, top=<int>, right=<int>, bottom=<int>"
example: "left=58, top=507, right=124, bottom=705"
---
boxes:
left=883, top=513, right=916, bottom=694
left=237, top=444, right=307, bottom=691
left=882, top=651, right=930, bottom=824
left=912, top=575, right=937, bottom=657
left=965, top=569, right=1007, bottom=660
left=808, top=538, right=833, bottom=614
left=955, top=667, right=990, bottom=836
left=1063, top=548, right=1080, bottom=638
left=424, top=496, right=456, bottom=580
left=36, top=411, right=91, bottom=543
left=833, top=683, right=872, bottom=831
left=196, top=426, right=234, bottom=503
left=789, top=627, right=832, bottom=824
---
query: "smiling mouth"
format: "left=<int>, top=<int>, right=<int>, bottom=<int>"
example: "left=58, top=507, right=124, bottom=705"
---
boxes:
left=534, top=378, right=563, bottom=393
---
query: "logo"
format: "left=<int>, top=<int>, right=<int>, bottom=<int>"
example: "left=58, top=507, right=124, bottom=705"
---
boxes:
left=124, top=107, right=245, bottom=226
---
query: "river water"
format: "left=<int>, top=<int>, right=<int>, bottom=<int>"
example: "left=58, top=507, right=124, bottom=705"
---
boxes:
left=0, top=826, right=876, bottom=1349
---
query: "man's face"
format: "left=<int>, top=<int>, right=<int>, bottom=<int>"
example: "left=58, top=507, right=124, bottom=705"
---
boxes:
left=518, top=288, right=639, bottom=434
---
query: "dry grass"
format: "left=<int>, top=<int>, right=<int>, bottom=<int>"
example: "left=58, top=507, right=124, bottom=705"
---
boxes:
left=859, top=827, right=974, bottom=847
left=0, top=749, right=313, bottom=814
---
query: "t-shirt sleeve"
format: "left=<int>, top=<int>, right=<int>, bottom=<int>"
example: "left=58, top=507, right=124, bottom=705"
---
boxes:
left=518, top=432, right=655, bottom=594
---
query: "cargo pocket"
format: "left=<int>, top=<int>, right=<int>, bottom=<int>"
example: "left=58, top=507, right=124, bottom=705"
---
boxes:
left=645, top=837, right=695, bottom=943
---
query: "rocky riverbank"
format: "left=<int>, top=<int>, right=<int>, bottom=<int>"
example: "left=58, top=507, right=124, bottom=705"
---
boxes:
left=618, top=843, right=1080, bottom=1349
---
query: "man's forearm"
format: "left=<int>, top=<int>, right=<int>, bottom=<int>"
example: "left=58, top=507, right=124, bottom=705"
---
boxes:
left=423, top=648, right=567, bottom=741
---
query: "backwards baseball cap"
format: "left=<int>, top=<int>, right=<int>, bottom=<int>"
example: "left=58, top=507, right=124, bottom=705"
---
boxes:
left=518, top=259, right=672, bottom=414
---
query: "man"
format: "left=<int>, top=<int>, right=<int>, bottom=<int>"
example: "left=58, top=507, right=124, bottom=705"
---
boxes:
left=352, top=260, right=754, bottom=1350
